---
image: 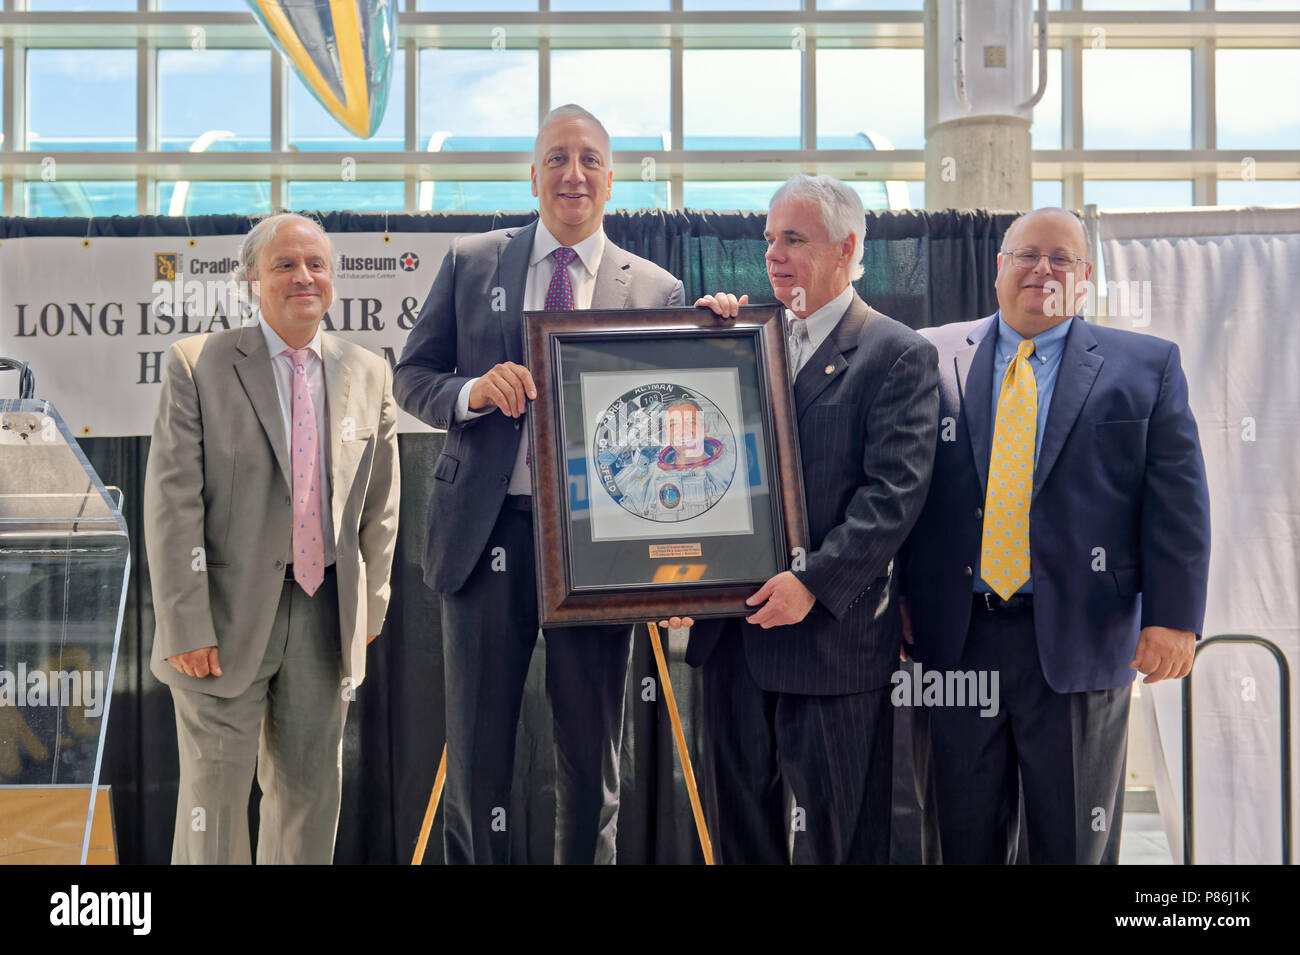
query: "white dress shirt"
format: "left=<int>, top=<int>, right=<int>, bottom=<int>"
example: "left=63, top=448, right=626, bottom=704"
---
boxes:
left=454, top=220, right=607, bottom=496
left=261, top=316, right=336, bottom=565
left=787, top=284, right=854, bottom=374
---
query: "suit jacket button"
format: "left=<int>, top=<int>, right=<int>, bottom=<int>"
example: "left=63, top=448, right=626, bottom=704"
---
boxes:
left=275, top=559, right=285, bottom=570
left=963, top=565, right=973, bottom=577
left=975, top=507, right=983, bottom=519
left=501, top=475, right=509, bottom=485
left=514, top=421, right=521, bottom=431
left=284, top=494, right=291, bottom=506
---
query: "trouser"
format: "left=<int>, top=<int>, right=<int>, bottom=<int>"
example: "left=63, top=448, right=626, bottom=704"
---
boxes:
left=911, top=597, right=1131, bottom=864
left=170, top=567, right=346, bottom=865
left=440, top=505, right=632, bottom=864
left=699, top=623, right=893, bottom=864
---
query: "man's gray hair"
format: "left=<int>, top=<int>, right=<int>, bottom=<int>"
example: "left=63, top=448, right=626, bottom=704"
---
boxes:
left=534, top=104, right=612, bottom=166
left=770, top=175, right=866, bottom=281
left=232, top=211, right=334, bottom=287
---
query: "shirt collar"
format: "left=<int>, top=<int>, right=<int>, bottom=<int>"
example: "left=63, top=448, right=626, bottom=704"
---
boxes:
left=531, top=218, right=605, bottom=279
left=994, top=311, right=1072, bottom=364
left=260, top=315, right=323, bottom=362
left=787, top=285, right=854, bottom=350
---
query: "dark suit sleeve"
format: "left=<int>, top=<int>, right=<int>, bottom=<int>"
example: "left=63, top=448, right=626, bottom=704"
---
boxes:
left=393, top=238, right=479, bottom=431
left=1138, top=341, right=1211, bottom=634
left=795, top=338, right=940, bottom=620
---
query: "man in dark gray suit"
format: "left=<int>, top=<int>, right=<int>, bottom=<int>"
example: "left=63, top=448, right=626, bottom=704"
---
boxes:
left=671, top=175, right=939, bottom=863
left=394, top=104, right=684, bottom=864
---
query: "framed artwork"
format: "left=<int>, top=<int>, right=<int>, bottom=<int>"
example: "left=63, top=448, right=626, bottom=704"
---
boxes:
left=524, top=305, right=809, bottom=626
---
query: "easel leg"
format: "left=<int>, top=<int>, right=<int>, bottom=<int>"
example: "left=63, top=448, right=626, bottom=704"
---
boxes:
left=646, top=621, right=715, bottom=865
left=411, top=744, right=448, bottom=865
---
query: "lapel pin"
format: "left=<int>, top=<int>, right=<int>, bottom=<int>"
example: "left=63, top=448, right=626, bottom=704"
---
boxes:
left=824, top=364, right=835, bottom=375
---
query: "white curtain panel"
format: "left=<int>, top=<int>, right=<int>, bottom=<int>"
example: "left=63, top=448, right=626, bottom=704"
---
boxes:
left=1100, top=207, right=1300, bottom=864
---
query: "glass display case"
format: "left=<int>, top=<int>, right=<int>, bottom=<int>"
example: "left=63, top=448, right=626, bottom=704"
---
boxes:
left=0, top=399, right=129, bottom=863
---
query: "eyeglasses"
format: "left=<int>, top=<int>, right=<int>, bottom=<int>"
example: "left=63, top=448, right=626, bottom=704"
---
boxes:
left=1006, top=248, right=1089, bottom=270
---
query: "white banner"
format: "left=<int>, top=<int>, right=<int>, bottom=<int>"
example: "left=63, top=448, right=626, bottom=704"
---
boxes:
left=0, top=232, right=466, bottom=436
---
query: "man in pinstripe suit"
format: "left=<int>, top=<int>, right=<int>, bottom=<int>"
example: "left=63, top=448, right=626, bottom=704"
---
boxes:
left=671, top=175, right=940, bottom=863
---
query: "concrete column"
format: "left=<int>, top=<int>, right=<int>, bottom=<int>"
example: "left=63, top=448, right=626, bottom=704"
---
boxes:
left=925, top=115, right=1032, bottom=210
left=924, top=0, right=1033, bottom=211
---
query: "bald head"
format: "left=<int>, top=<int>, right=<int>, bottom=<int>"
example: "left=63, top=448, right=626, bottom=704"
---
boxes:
left=533, top=104, right=611, bottom=167
left=1001, top=207, right=1088, bottom=259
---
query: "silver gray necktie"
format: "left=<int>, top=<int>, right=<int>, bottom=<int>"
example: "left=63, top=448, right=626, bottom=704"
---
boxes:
left=788, top=318, right=811, bottom=377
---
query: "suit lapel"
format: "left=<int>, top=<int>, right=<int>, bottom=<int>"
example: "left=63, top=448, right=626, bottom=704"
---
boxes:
left=497, top=220, right=536, bottom=365
left=1033, top=316, right=1102, bottom=499
left=322, top=333, right=351, bottom=543
left=233, top=324, right=292, bottom=492
left=794, top=294, right=868, bottom=419
left=591, top=240, right=632, bottom=310
left=958, top=315, right=999, bottom=495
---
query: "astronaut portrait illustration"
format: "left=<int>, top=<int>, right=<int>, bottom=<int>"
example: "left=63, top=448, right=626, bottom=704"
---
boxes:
left=594, top=384, right=737, bottom=523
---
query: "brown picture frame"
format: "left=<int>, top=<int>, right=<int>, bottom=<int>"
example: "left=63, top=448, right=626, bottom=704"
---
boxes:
left=524, top=305, right=809, bottom=626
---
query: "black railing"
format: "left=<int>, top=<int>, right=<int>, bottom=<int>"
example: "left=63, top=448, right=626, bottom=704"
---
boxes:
left=1181, top=634, right=1292, bottom=865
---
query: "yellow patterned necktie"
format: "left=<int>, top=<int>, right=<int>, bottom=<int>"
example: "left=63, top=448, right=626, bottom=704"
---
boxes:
left=980, top=339, right=1037, bottom=600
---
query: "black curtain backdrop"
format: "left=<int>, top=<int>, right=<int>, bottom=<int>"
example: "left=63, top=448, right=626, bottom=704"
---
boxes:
left=1, top=208, right=1018, bottom=864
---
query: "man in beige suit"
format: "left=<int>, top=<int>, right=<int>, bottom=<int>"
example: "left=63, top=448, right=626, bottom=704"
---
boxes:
left=144, top=212, right=400, bottom=864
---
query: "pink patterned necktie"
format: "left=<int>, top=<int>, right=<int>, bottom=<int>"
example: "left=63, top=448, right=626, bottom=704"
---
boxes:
left=284, top=347, right=324, bottom=596
left=544, top=247, right=577, bottom=310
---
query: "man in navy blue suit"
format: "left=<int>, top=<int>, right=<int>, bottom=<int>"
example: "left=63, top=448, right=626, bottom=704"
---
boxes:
left=899, top=207, right=1211, bottom=864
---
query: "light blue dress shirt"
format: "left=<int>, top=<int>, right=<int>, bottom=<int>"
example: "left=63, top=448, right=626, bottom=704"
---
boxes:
left=976, top=313, right=1073, bottom=595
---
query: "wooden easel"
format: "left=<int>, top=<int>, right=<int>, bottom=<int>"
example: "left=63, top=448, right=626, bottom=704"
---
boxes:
left=411, top=747, right=447, bottom=865
left=645, top=620, right=714, bottom=864
left=411, top=620, right=714, bottom=865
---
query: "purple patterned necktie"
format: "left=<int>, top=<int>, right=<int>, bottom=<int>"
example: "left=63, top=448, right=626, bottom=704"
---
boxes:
left=544, top=247, right=578, bottom=310
left=527, top=247, right=578, bottom=473
left=284, top=347, right=324, bottom=596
